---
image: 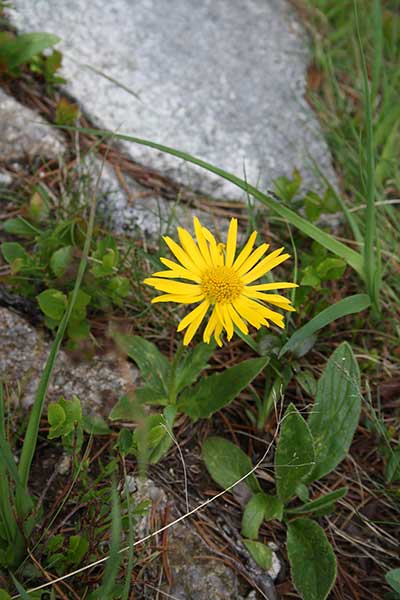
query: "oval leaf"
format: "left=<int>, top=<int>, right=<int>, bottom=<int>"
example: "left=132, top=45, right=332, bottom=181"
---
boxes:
left=37, top=289, right=67, bottom=321
left=242, top=493, right=284, bottom=539
left=287, top=518, right=336, bottom=600
left=243, top=540, right=273, bottom=571
left=179, top=357, right=268, bottom=420
left=275, top=403, right=315, bottom=503
left=306, top=342, right=361, bottom=482
left=202, top=437, right=260, bottom=494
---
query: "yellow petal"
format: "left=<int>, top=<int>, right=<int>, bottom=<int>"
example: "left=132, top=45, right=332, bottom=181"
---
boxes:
left=241, top=249, right=290, bottom=284
left=203, top=307, right=218, bottom=343
left=235, top=243, right=269, bottom=277
left=233, top=231, right=257, bottom=270
left=183, top=300, right=210, bottom=345
left=225, top=218, right=238, bottom=268
left=193, top=217, right=212, bottom=265
left=249, top=282, right=298, bottom=291
left=177, top=300, right=210, bottom=332
left=151, top=293, right=204, bottom=304
left=233, top=297, right=265, bottom=329
left=243, top=289, right=295, bottom=310
left=178, top=227, right=208, bottom=271
left=202, top=227, right=224, bottom=266
left=159, top=258, right=201, bottom=282
left=163, top=236, right=201, bottom=274
left=242, top=297, right=285, bottom=328
left=227, top=303, right=249, bottom=335
left=220, top=304, right=234, bottom=340
left=214, top=322, right=224, bottom=346
left=151, top=269, right=201, bottom=282
left=144, top=278, right=201, bottom=295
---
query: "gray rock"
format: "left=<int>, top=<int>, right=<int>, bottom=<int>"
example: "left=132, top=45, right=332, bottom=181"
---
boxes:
left=0, top=307, right=136, bottom=413
left=86, top=155, right=230, bottom=238
left=10, top=0, right=337, bottom=198
left=0, top=88, right=65, bottom=161
left=167, top=522, right=244, bottom=600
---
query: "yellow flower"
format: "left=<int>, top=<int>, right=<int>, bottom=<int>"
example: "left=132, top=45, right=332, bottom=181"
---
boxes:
left=144, top=217, right=297, bottom=346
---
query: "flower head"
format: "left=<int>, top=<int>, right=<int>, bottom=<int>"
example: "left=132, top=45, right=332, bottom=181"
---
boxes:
left=144, top=217, right=297, bottom=346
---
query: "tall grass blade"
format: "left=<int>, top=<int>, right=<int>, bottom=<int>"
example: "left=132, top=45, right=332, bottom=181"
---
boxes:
left=60, top=125, right=365, bottom=277
left=98, top=481, right=122, bottom=598
left=17, top=167, right=99, bottom=490
left=279, top=294, right=371, bottom=357
left=355, top=2, right=381, bottom=310
left=10, top=573, right=31, bottom=600
left=0, top=384, right=15, bottom=542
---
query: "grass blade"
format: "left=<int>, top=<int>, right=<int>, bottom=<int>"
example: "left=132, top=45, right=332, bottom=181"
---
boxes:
left=98, top=481, right=122, bottom=597
left=17, top=158, right=101, bottom=490
left=59, top=125, right=365, bottom=277
left=279, top=294, right=371, bottom=357
left=0, top=384, right=16, bottom=541
left=10, top=573, right=32, bottom=600
left=355, top=2, right=380, bottom=310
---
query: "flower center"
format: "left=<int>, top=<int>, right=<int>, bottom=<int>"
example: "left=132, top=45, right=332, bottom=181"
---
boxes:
left=201, top=266, right=243, bottom=304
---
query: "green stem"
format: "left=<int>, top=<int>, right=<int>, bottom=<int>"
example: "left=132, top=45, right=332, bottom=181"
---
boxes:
left=17, top=175, right=99, bottom=492
left=0, top=384, right=16, bottom=542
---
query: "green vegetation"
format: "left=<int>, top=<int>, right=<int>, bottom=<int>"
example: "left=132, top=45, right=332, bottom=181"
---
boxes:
left=0, top=1, right=399, bottom=598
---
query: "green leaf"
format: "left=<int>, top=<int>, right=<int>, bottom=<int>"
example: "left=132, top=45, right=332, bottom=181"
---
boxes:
left=178, top=357, right=268, bottom=420
left=47, top=403, right=66, bottom=439
left=295, top=370, right=317, bottom=397
left=37, top=289, right=67, bottom=321
left=295, top=483, right=310, bottom=503
left=263, top=494, right=284, bottom=521
left=275, top=403, right=315, bottom=503
left=316, top=257, right=347, bottom=281
left=50, top=246, right=74, bottom=277
left=1, top=242, right=27, bottom=263
left=3, top=217, right=39, bottom=237
left=132, top=413, right=173, bottom=464
left=243, top=540, right=273, bottom=571
left=304, top=191, right=322, bottom=222
left=117, top=429, right=133, bottom=455
left=114, top=334, right=170, bottom=397
left=0, top=590, right=12, bottom=599
left=69, top=289, right=91, bottom=321
left=46, top=534, right=64, bottom=554
left=279, top=294, right=371, bottom=357
left=287, top=518, right=336, bottom=600
left=0, top=32, right=60, bottom=69
left=202, top=437, right=261, bottom=495
left=285, top=487, right=348, bottom=515
left=109, top=394, right=145, bottom=422
left=306, top=343, right=361, bottom=482
left=47, top=396, right=82, bottom=439
left=135, top=385, right=169, bottom=406
left=174, top=342, right=215, bottom=395
left=242, top=493, right=283, bottom=539
left=66, top=535, right=89, bottom=565
left=9, top=574, right=32, bottom=600
left=385, top=448, right=400, bottom=483
left=242, top=494, right=268, bottom=539
left=82, top=415, right=111, bottom=435
left=386, top=569, right=400, bottom=594
left=67, top=318, right=90, bottom=341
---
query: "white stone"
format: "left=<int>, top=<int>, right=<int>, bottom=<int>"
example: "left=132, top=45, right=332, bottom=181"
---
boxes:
left=0, top=88, right=65, bottom=161
left=10, top=0, right=337, bottom=198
